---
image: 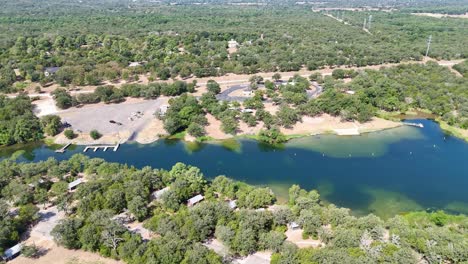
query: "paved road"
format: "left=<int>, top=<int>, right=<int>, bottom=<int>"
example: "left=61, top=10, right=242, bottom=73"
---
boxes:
left=308, top=82, right=323, bottom=98
left=216, top=84, right=250, bottom=102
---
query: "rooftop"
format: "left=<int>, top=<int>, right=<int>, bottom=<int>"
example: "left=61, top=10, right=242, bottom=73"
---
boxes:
left=68, top=178, right=83, bottom=190
left=188, top=194, right=204, bottom=205
left=152, top=186, right=170, bottom=200
left=3, top=244, right=22, bottom=260
left=45, top=67, right=60, bottom=73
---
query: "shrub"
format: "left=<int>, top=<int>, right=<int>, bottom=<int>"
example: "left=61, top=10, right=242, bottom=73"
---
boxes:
left=90, top=130, right=102, bottom=140
left=64, top=129, right=76, bottom=139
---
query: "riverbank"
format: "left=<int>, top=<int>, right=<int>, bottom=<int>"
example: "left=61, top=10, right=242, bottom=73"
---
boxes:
left=51, top=113, right=402, bottom=146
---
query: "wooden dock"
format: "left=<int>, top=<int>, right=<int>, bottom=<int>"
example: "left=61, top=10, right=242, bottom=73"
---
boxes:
left=83, top=143, right=120, bottom=153
left=55, top=143, right=71, bottom=153
left=404, top=122, right=424, bottom=128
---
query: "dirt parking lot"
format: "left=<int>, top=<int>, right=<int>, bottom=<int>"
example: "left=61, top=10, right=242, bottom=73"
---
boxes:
left=57, top=98, right=167, bottom=135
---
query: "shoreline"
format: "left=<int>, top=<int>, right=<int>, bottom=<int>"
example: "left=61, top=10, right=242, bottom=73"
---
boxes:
left=50, top=115, right=403, bottom=146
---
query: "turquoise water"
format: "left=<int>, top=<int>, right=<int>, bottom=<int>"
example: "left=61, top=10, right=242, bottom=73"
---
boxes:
left=2, top=119, right=468, bottom=218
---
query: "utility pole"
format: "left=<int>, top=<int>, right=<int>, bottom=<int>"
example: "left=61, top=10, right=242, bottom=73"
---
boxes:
left=368, top=15, right=373, bottom=30
left=425, top=35, right=432, bottom=57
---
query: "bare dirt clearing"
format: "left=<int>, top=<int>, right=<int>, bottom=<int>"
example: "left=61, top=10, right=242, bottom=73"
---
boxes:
left=285, top=228, right=325, bottom=248
left=54, top=98, right=168, bottom=144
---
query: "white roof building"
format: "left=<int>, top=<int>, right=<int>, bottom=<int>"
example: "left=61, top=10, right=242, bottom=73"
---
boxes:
left=128, top=62, right=143, bottom=67
left=159, top=105, right=170, bottom=116
left=68, top=178, right=83, bottom=190
left=228, top=200, right=237, bottom=209
left=187, top=194, right=204, bottom=206
left=228, top=39, right=239, bottom=48
left=345, top=90, right=356, bottom=95
left=288, top=222, right=300, bottom=229
left=151, top=187, right=170, bottom=200
left=2, top=244, right=22, bottom=260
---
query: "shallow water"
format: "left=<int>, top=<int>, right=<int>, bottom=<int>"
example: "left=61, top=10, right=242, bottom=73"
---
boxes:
left=2, top=119, right=468, bottom=218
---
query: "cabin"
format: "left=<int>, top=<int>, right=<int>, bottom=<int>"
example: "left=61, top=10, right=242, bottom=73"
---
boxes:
left=288, top=222, right=300, bottom=230
left=151, top=186, right=170, bottom=201
left=227, top=39, right=239, bottom=49
left=68, top=178, right=83, bottom=191
left=2, top=244, right=22, bottom=261
left=44, top=67, right=60, bottom=77
left=187, top=194, right=204, bottom=206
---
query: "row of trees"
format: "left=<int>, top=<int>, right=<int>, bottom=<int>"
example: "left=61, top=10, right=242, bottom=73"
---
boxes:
left=52, top=81, right=195, bottom=109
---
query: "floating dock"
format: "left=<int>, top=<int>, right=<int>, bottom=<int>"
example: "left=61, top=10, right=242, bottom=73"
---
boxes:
left=404, top=122, right=424, bottom=128
left=55, top=143, right=71, bottom=153
left=83, top=143, right=120, bottom=153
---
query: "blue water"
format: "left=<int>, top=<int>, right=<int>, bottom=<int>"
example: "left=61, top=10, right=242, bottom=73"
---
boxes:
left=2, top=119, right=468, bottom=217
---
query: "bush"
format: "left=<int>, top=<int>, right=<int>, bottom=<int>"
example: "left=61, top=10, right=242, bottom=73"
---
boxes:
left=206, top=80, right=221, bottom=94
left=90, top=130, right=102, bottom=140
left=258, top=127, right=287, bottom=144
left=21, top=244, right=40, bottom=258
left=40, top=115, right=62, bottom=136
left=64, top=129, right=76, bottom=139
left=187, top=123, right=205, bottom=137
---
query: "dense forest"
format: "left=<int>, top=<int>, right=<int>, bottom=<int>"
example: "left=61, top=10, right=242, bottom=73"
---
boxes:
left=0, top=155, right=466, bottom=263
left=0, top=3, right=466, bottom=92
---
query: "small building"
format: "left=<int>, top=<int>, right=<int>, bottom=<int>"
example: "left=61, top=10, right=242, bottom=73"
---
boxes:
left=228, top=200, right=237, bottom=209
left=288, top=222, right=300, bottom=230
left=227, top=39, right=239, bottom=49
left=128, top=62, right=143, bottom=67
left=2, top=244, right=22, bottom=261
left=281, top=81, right=296, bottom=86
left=159, top=105, right=170, bottom=117
left=151, top=186, right=170, bottom=201
left=68, top=178, right=83, bottom=191
left=241, top=108, right=254, bottom=113
left=187, top=194, right=204, bottom=206
left=44, top=67, right=60, bottom=77
left=345, top=90, right=356, bottom=95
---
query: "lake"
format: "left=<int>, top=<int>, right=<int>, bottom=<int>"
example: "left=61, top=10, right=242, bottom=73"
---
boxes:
left=2, top=119, right=468, bottom=218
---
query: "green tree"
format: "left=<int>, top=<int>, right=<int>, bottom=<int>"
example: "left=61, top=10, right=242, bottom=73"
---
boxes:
left=51, top=218, right=83, bottom=249
left=206, top=80, right=221, bottom=94
left=64, top=129, right=76, bottom=139
left=128, top=196, right=149, bottom=221
left=90, top=130, right=102, bottom=140
left=41, top=115, right=62, bottom=136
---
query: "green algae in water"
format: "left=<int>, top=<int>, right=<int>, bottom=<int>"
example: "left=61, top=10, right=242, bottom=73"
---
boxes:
left=219, top=138, right=242, bottom=153
left=287, top=126, right=424, bottom=158
left=444, top=202, right=468, bottom=215
left=184, top=141, right=205, bottom=154
left=358, top=187, right=424, bottom=219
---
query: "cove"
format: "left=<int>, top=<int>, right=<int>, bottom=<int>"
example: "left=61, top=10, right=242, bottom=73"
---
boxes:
left=2, top=119, right=468, bottom=218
